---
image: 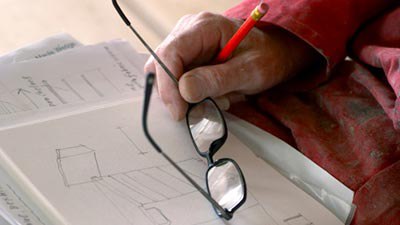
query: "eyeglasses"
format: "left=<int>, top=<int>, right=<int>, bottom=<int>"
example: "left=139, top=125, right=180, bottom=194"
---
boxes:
left=112, top=0, right=247, bottom=220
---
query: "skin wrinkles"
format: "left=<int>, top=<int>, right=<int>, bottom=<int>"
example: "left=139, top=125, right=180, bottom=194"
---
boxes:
left=145, top=12, right=321, bottom=120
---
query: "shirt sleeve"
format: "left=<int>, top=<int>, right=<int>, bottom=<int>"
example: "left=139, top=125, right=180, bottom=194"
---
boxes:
left=351, top=5, right=400, bottom=130
left=224, top=0, right=397, bottom=71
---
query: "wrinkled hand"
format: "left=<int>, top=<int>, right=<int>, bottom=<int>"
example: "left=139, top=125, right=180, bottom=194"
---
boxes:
left=145, top=12, right=319, bottom=120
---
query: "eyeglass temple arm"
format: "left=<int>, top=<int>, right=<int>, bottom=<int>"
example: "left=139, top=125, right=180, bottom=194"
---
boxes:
left=142, top=73, right=231, bottom=220
left=112, top=0, right=179, bottom=85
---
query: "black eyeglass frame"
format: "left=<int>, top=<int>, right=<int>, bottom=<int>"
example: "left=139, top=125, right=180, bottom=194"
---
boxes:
left=112, top=0, right=247, bottom=220
left=186, top=96, right=247, bottom=217
left=142, top=73, right=233, bottom=219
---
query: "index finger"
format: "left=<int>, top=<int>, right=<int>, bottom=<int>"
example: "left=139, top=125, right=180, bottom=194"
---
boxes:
left=144, top=12, right=228, bottom=119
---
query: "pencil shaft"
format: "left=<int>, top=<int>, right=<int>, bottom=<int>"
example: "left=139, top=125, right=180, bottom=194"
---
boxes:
left=214, top=3, right=268, bottom=63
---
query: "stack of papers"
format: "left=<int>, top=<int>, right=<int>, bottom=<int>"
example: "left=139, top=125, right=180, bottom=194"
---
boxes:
left=0, top=34, right=353, bottom=225
left=0, top=34, right=148, bottom=129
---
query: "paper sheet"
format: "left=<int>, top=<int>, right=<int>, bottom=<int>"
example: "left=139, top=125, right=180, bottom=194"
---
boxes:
left=0, top=167, right=52, bottom=225
left=0, top=40, right=147, bottom=129
left=0, top=96, right=343, bottom=225
left=0, top=33, right=85, bottom=225
left=226, top=114, right=355, bottom=224
left=0, top=33, right=82, bottom=65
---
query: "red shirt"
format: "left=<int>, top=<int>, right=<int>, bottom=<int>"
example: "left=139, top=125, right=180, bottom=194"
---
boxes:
left=225, top=1, right=400, bottom=224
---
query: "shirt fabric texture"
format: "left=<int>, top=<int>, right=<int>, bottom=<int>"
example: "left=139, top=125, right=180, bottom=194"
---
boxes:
left=224, top=1, right=400, bottom=224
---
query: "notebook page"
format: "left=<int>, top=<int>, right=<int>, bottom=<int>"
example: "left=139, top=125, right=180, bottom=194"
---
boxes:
left=0, top=97, right=343, bottom=225
left=0, top=40, right=146, bottom=128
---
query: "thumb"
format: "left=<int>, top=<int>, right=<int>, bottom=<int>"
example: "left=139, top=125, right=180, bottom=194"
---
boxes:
left=179, top=56, right=256, bottom=103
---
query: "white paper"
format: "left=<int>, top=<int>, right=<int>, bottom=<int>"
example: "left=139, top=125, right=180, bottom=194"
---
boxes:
left=0, top=167, right=51, bottom=225
left=0, top=97, right=343, bottom=225
left=0, top=40, right=147, bottom=128
left=0, top=33, right=82, bottom=65
left=226, top=114, right=355, bottom=224
left=0, top=33, right=85, bottom=225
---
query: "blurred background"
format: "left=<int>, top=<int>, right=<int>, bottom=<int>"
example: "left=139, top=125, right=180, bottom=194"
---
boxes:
left=0, top=0, right=241, bottom=54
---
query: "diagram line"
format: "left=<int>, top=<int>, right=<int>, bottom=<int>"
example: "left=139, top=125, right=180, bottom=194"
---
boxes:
left=248, top=192, right=280, bottom=225
left=57, top=145, right=85, bottom=150
left=6, top=184, right=46, bottom=225
left=97, top=69, right=121, bottom=93
left=2, top=103, right=10, bottom=114
left=108, top=176, right=153, bottom=204
left=93, top=181, right=136, bottom=225
left=99, top=178, right=143, bottom=206
left=57, top=151, right=95, bottom=160
left=56, top=152, right=69, bottom=187
left=42, top=80, right=67, bottom=104
left=117, top=127, right=147, bottom=155
left=181, top=168, right=204, bottom=181
left=93, top=152, right=103, bottom=178
left=283, top=214, right=303, bottom=222
left=157, top=166, right=193, bottom=187
left=61, top=78, right=85, bottom=101
left=104, top=158, right=201, bottom=178
left=123, top=173, right=170, bottom=200
left=0, top=103, right=8, bottom=114
left=18, top=90, right=39, bottom=109
left=141, top=206, right=171, bottom=225
left=155, top=167, right=194, bottom=191
left=141, top=169, right=182, bottom=196
left=80, top=74, right=104, bottom=97
left=117, top=175, right=163, bottom=202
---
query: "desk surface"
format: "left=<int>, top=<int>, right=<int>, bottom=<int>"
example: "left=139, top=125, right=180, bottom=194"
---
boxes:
left=0, top=0, right=240, bottom=54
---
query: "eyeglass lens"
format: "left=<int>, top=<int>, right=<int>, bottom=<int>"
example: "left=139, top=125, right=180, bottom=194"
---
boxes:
left=188, top=99, right=225, bottom=153
left=188, top=99, right=245, bottom=213
left=207, top=160, right=245, bottom=212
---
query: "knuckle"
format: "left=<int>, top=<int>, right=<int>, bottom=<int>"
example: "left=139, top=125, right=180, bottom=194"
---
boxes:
left=196, top=11, right=215, bottom=20
left=156, top=34, right=182, bottom=57
left=192, top=12, right=219, bottom=28
left=155, top=46, right=169, bottom=58
left=205, top=68, right=227, bottom=95
left=178, top=14, right=194, bottom=23
left=154, top=46, right=167, bottom=61
left=155, top=44, right=177, bottom=64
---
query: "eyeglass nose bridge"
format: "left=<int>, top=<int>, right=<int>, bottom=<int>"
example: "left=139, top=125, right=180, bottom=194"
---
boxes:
left=207, top=137, right=226, bottom=163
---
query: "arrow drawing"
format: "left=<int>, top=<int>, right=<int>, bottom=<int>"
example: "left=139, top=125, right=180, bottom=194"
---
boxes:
left=17, top=88, right=39, bottom=109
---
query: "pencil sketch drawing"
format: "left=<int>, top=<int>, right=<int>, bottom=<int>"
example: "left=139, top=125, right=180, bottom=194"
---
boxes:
left=117, top=126, right=148, bottom=155
left=55, top=144, right=290, bottom=225
left=283, top=213, right=313, bottom=225
left=56, top=145, right=205, bottom=225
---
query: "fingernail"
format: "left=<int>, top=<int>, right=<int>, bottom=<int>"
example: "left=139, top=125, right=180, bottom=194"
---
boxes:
left=180, top=74, right=205, bottom=102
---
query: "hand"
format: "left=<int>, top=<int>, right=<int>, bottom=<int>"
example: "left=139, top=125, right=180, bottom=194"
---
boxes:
left=145, top=12, right=320, bottom=120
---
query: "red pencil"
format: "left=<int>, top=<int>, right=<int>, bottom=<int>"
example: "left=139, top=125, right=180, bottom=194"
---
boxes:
left=214, top=2, right=269, bottom=63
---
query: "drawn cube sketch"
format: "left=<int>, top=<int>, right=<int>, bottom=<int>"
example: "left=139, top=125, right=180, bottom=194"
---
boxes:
left=284, top=214, right=314, bottom=225
left=56, top=145, right=102, bottom=187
